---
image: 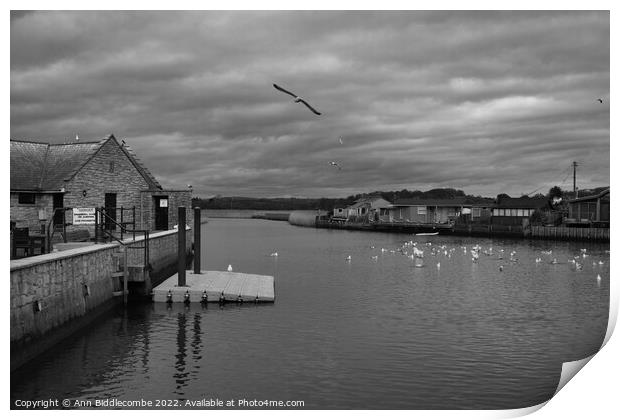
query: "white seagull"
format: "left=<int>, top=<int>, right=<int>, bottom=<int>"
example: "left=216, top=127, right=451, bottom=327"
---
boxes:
left=273, top=83, right=321, bottom=115
left=339, top=137, right=344, bottom=145
left=329, top=161, right=342, bottom=170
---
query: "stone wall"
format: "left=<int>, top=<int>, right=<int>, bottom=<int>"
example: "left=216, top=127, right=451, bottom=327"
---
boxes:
left=123, top=228, right=194, bottom=293
left=139, top=190, right=193, bottom=231
left=64, top=138, right=151, bottom=232
left=10, top=139, right=192, bottom=243
left=10, top=193, right=54, bottom=231
left=10, top=244, right=118, bottom=348
left=10, top=227, right=193, bottom=369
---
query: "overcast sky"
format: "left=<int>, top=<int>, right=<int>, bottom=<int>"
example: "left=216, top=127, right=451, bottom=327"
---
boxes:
left=10, top=10, right=610, bottom=198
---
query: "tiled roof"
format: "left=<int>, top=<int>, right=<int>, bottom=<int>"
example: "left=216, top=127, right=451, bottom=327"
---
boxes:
left=10, top=135, right=162, bottom=191
left=10, top=140, right=50, bottom=190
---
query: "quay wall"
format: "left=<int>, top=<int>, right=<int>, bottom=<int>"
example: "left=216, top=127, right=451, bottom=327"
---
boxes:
left=123, top=228, right=193, bottom=293
left=10, top=228, right=192, bottom=370
left=529, top=225, right=609, bottom=241
left=299, top=218, right=610, bottom=242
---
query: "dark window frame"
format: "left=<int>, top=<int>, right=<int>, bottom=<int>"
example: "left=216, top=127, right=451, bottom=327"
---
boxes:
left=17, top=192, right=36, bottom=205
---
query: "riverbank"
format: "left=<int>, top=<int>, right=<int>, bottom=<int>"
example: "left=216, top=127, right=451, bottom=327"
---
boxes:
left=289, top=211, right=609, bottom=242
left=201, top=209, right=292, bottom=219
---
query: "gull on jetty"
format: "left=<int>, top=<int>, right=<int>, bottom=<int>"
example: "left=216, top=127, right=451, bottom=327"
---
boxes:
left=227, top=264, right=233, bottom=272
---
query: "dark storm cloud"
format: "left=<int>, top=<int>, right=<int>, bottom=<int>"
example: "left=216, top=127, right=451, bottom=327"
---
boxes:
left=10, top=10, right=609, bottom=197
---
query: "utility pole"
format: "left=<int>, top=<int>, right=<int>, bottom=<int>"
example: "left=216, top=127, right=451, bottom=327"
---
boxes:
left=572, top=161, right=578, bottom=198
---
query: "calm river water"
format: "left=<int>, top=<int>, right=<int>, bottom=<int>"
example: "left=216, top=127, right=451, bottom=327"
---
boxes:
left=11, top=219, right=610, bottom=409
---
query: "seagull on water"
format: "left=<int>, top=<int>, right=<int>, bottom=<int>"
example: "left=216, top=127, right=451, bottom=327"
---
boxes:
left=273, top=83, right=321, bottom=115
left=329, top=161, right=342, bottom=170
left=596, top=98, right=603, bottom=104
left=339, top=137, right=344, bottom=145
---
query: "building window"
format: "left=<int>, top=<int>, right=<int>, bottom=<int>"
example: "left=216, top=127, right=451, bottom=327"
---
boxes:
left=417, top=206, right=427, bottom=215
left=18, top=193, right=36, bottom=204
left=473, top=208, right=481, bottom=218
left=109, top=161, right=115, bottom=173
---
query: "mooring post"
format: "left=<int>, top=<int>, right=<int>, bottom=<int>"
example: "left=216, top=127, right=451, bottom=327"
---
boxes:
left=178, top=206, right=186, bottom=287
left=194, top=207, right=201, bottom=274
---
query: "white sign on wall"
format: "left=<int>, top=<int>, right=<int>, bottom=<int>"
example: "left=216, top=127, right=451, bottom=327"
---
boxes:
left=159, top=199, right=168, bottom=208
left=73, top=208, right=96, bottom=225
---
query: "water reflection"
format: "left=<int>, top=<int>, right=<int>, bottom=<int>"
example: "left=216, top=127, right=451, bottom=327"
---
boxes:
left=11, top=219, right=609, bottom=409
left=174, top=312, right=188, bottom=394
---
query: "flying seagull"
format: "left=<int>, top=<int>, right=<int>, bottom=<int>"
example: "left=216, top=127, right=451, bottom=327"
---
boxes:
left=273, top=83, right=321, bottom=115
left=329, top=161, right=342, bottom=170
left=596, top=98, right=603, bottom=103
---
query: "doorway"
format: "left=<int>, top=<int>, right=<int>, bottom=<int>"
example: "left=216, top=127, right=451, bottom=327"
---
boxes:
left=154, top=196, right=169, bottom=230
left=53, top=193, right=64, bottom=227
left=104, top=193, right=117, bottom=230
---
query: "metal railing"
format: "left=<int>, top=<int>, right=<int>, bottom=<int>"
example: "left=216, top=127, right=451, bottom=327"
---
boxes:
left=95, top=207, right=150, bottom=273
left=46, top=207, right=71, bottom=251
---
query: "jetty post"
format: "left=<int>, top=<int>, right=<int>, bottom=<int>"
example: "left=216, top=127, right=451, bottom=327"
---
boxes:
left=178, top=206, right=186, bottom=287
left=194, top=207, right=201, bottom=274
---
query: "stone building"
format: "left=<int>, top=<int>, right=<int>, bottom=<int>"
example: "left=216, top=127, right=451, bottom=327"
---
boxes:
left=10, top=135, right=192, bottom=243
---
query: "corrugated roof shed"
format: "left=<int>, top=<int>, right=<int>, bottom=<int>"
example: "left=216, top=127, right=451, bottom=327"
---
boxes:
left=495, top=197, right=548, bottom=209
left=394, top=198, right=470, bottom=207
left=10, top=135, right=162, bottom=191
left=569, top=188, right=609, bottom=203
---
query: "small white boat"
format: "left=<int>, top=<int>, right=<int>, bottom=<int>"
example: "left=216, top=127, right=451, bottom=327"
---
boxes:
left=415, top=232, right=439, bottom=236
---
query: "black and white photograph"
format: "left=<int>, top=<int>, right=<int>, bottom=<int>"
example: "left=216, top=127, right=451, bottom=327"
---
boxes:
left=7, top=4, right=614, bottom=414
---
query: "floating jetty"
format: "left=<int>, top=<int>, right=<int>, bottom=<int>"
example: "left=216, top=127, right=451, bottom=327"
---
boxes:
left=153, top=270, right=275, bottom=303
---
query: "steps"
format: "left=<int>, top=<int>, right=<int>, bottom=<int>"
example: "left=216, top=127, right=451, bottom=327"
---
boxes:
left=111, top=248, right=128, bottom=304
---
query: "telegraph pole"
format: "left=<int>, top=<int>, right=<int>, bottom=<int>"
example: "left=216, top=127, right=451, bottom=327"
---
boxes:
left=572, top=161, right=578, bottom=198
